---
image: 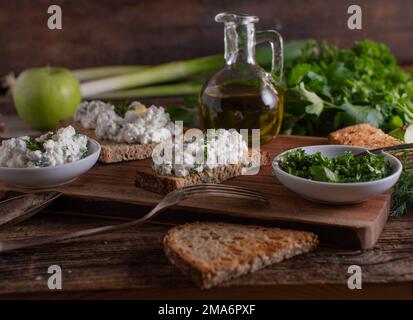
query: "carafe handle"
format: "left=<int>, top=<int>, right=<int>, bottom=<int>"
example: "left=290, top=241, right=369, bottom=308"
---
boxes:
left=256, top=30, right=283, bottom=83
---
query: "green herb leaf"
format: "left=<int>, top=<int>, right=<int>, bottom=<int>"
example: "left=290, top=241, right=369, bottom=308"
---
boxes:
left=283, top=40, right=413, bottom=135
left=287, top=63, right=312, bottom=87
left=390, top=151, right=413, bottom=216
left=166, top=105, right=197, bottom=127
left=26, top=137, right=45, bottom=152
left=338, top=102, right=384, bottom=128
left=291, top=82, right=324, bottom=117
left=388, top=127, right=405, bottom=142
left=114, top=102, right=131, bottom=117
left=278, top=149, right=391, bottom=183
left=310, top=166, right=339, bottom=182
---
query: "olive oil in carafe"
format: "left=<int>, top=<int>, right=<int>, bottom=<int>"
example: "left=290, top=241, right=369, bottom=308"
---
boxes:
left=200, top=84, right=284, bottom=144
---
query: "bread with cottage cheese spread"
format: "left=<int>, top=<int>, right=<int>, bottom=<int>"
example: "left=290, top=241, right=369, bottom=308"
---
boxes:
left=135, top=150, right=271, bottom=194
left=61, top=100, right=177, bottom=163
left=136, top=128, right=271, bottom=193
left=61, top=118, right=157, bottom=163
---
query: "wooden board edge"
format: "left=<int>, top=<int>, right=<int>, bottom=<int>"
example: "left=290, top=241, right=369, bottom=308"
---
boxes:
left=353, top=194, right=391, bottom=249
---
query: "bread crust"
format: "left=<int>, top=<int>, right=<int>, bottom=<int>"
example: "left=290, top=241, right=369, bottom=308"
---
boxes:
left=163, top=222, right=318, bottom=289
left=61, top=119, right=156, bottom=163
left=328, top=123, right=400, bottom=148
left=135, top=151, right=272, bottom=194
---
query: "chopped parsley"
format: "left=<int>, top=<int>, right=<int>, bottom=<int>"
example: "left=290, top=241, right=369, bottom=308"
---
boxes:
left=114, top=102, right=131, bottom=117
left=80, top=146, right=88, bottom=159
left=190, top=162, right=202, bottom=174
left=46, top=132, right=54, bottom=140
left=26, top=137, right=45, bottom=152
left=62, top=146, right=69, bottom=157
left=33, top=158, right=48, bottom=167
left=277, top=148, right=392, bottom=183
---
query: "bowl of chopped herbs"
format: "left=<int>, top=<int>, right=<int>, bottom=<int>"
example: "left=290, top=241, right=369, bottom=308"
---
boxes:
left=273, top=145, right=402, bottom=204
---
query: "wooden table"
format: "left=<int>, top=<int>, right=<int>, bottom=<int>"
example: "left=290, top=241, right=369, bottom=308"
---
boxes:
left=2, top=0, right=413, bottom=299
left=0, top=133, right=412, bottom=299
left=0, top=205, right=412, bottom=299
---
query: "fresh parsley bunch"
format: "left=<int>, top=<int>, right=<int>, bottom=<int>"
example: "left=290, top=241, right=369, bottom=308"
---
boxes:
left=282, top=40, right=413, bottom=136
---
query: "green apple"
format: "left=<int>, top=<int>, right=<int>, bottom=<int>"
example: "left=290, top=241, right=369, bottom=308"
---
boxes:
left=13, top=67, right=81, bottom=130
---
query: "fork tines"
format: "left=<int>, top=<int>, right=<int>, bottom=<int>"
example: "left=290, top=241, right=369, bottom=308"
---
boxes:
left=181, top=184, right=268, bottom=202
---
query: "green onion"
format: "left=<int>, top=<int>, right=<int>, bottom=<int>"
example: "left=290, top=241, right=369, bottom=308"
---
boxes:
left=72, top=65, right=147, bottom=82
left=80, top=55, right=223, bottom=98
left=80, top=40, right=317, bottom=98
left=89, top=81, right=202, bottom=99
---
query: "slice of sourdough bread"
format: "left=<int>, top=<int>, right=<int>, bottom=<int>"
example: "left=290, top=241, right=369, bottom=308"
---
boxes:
left=61, top=119, right=157, bottom=163
left=164, top=222, right=318, bottom=289
left=135, top=151, right=272, bottom=194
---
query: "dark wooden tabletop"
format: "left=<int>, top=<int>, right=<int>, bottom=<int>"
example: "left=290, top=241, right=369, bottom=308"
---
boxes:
left=0, top=200, right=412, bottom=299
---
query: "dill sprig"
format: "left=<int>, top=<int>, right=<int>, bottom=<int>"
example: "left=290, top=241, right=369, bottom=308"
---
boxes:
left=390, top=150, right=413, bottom=217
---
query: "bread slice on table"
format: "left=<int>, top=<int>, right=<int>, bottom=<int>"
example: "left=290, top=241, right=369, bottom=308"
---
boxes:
left=135, top=151, right=272, bottom=194
left=328, top=123, right=400, bottom=148
left=164, top=222, right=318, bottom=289
left=61, top=119, right=157, bottom=163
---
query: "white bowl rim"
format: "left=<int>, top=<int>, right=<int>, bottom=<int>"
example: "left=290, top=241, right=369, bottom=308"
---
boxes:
left=272, top=144, right=403, bottom=187
left=0, top=138, right=101, bottom=171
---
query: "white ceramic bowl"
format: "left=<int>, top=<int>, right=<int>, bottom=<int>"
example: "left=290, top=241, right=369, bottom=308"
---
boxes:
left=272, top=145, right=403, bottom=204
left=0, top=138, right=101, bottom=188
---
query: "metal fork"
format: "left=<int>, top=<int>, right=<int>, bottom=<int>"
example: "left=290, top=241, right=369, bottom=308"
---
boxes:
left=0, top=184, right=268, bottom=253
left=355, top=143, right=413, bottom=157
left=0, top=192, right=62, bottom=229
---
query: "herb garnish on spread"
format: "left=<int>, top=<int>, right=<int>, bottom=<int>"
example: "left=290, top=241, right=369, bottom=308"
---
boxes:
left=0, top=126, right=88, bottom=168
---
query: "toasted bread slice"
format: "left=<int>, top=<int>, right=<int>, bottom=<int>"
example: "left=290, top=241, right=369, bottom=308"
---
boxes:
left=61, top=119, right=157, bottom=163
left=164, top=222, right=318, bottom=289
left=135, top=151, right=271, bottom=194
left=328, top=123, right=400, bottom=149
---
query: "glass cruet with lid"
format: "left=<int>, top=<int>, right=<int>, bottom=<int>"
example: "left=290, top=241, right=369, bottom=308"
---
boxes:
left=199, top=12, right=284, bottom=145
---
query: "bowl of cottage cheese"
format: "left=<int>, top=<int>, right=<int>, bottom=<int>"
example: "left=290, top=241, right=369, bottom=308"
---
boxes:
left=0, top=126, right=101, bottom=187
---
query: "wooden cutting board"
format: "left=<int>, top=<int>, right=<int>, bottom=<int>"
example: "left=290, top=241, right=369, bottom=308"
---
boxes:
left=0, top=135, right=390, bottom=249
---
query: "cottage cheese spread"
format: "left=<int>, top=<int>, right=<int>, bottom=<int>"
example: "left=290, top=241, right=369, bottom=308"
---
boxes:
left=74, top=100, right=109, bottom=129
left=0, top=126, right=88, bottom=168
left=74, top=100, right=179, bottom=144
left=153, top=129, right=249, bottom=177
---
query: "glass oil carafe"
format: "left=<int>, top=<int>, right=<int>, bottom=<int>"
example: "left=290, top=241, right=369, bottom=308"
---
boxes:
left=199, top=13, right=284, bottom=145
